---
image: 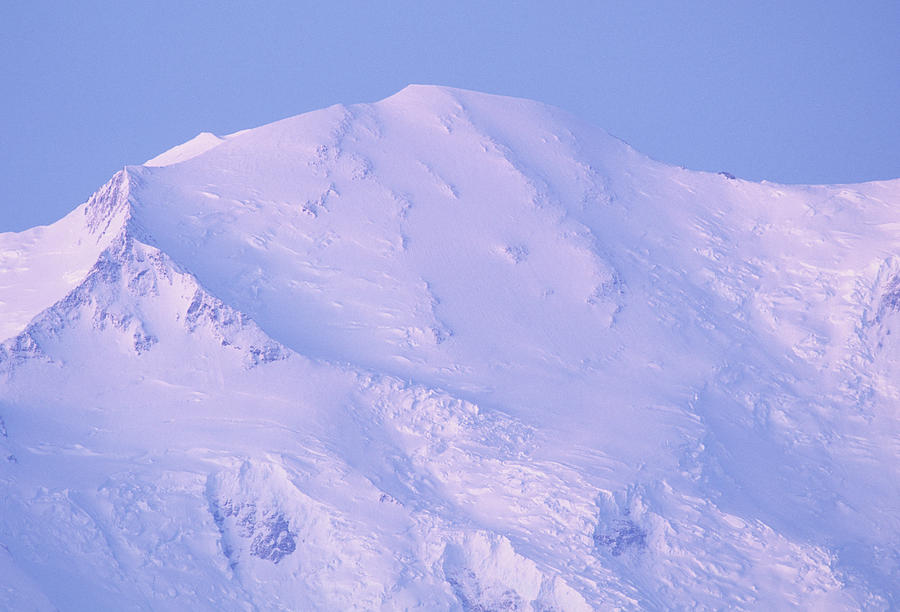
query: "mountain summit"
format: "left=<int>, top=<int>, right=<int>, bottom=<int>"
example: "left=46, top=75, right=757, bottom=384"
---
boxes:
left=1, top=85, right=899, bottom=609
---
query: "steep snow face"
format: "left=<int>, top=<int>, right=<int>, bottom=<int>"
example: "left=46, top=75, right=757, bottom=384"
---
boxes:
left=1, top=85, right=899, bottom=609
left=0, top=171, right=132, bottom=341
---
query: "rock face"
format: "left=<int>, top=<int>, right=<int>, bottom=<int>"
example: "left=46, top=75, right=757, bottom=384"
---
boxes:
left=0, top=85, right=899, bottom=609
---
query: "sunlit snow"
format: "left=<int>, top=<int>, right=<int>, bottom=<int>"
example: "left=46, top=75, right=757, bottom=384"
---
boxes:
left=0, top=85, right=898, bottom=610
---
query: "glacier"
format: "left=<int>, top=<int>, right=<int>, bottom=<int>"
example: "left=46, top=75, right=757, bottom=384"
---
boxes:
left=0, top=85, right=898, bottom=610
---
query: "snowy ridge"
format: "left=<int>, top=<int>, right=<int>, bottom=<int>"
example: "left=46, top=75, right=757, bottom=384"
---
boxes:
left=144, top=132, right=225, bottom=167
left=1, top=172, right=286, bottom=374
left=83, top=168, right=133, bottom=238
left=1, top=85, right=899, bottom=609
left=0, top=170, right=134, bottom=342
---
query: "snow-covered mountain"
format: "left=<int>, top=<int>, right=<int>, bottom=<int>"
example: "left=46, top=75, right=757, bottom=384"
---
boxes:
left=1, top=85, right=898, bottom=610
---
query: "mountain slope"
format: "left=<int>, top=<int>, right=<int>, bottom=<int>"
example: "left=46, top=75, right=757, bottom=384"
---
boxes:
left=1, top=85, right=898, bottom=609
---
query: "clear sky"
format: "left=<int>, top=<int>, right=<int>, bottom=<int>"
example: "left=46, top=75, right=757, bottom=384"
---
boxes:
left=2, top=1, right=898, bottom=231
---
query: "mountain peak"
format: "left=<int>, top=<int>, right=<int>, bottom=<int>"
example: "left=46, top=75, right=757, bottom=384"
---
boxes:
left=144, top=131, right=225, bottom=167
left=1, top=88, right=899, bottom=608
left=83, top=168, right=133, bottom=236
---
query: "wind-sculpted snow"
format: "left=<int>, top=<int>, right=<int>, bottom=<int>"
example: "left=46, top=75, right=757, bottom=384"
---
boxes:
left=1, top=85, right=899, bottom=609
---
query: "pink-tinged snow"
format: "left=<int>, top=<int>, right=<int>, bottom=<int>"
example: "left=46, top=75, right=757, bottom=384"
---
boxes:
left=143, top=131, right=225, bottom=167
left=0, top=85, right=898, bottom=610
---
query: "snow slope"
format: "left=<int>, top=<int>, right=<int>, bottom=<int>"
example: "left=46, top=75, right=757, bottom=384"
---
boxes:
left=1, top=85, right=898, bottom=610
left=144, top=132, right=225, bottom=167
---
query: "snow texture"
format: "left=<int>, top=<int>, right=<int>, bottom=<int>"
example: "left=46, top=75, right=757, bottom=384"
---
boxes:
left=0, top=85, right=898, bottom=610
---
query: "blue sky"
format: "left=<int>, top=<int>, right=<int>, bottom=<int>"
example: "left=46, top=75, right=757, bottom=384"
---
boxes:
left=2, top=1, right=898, bottom=231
